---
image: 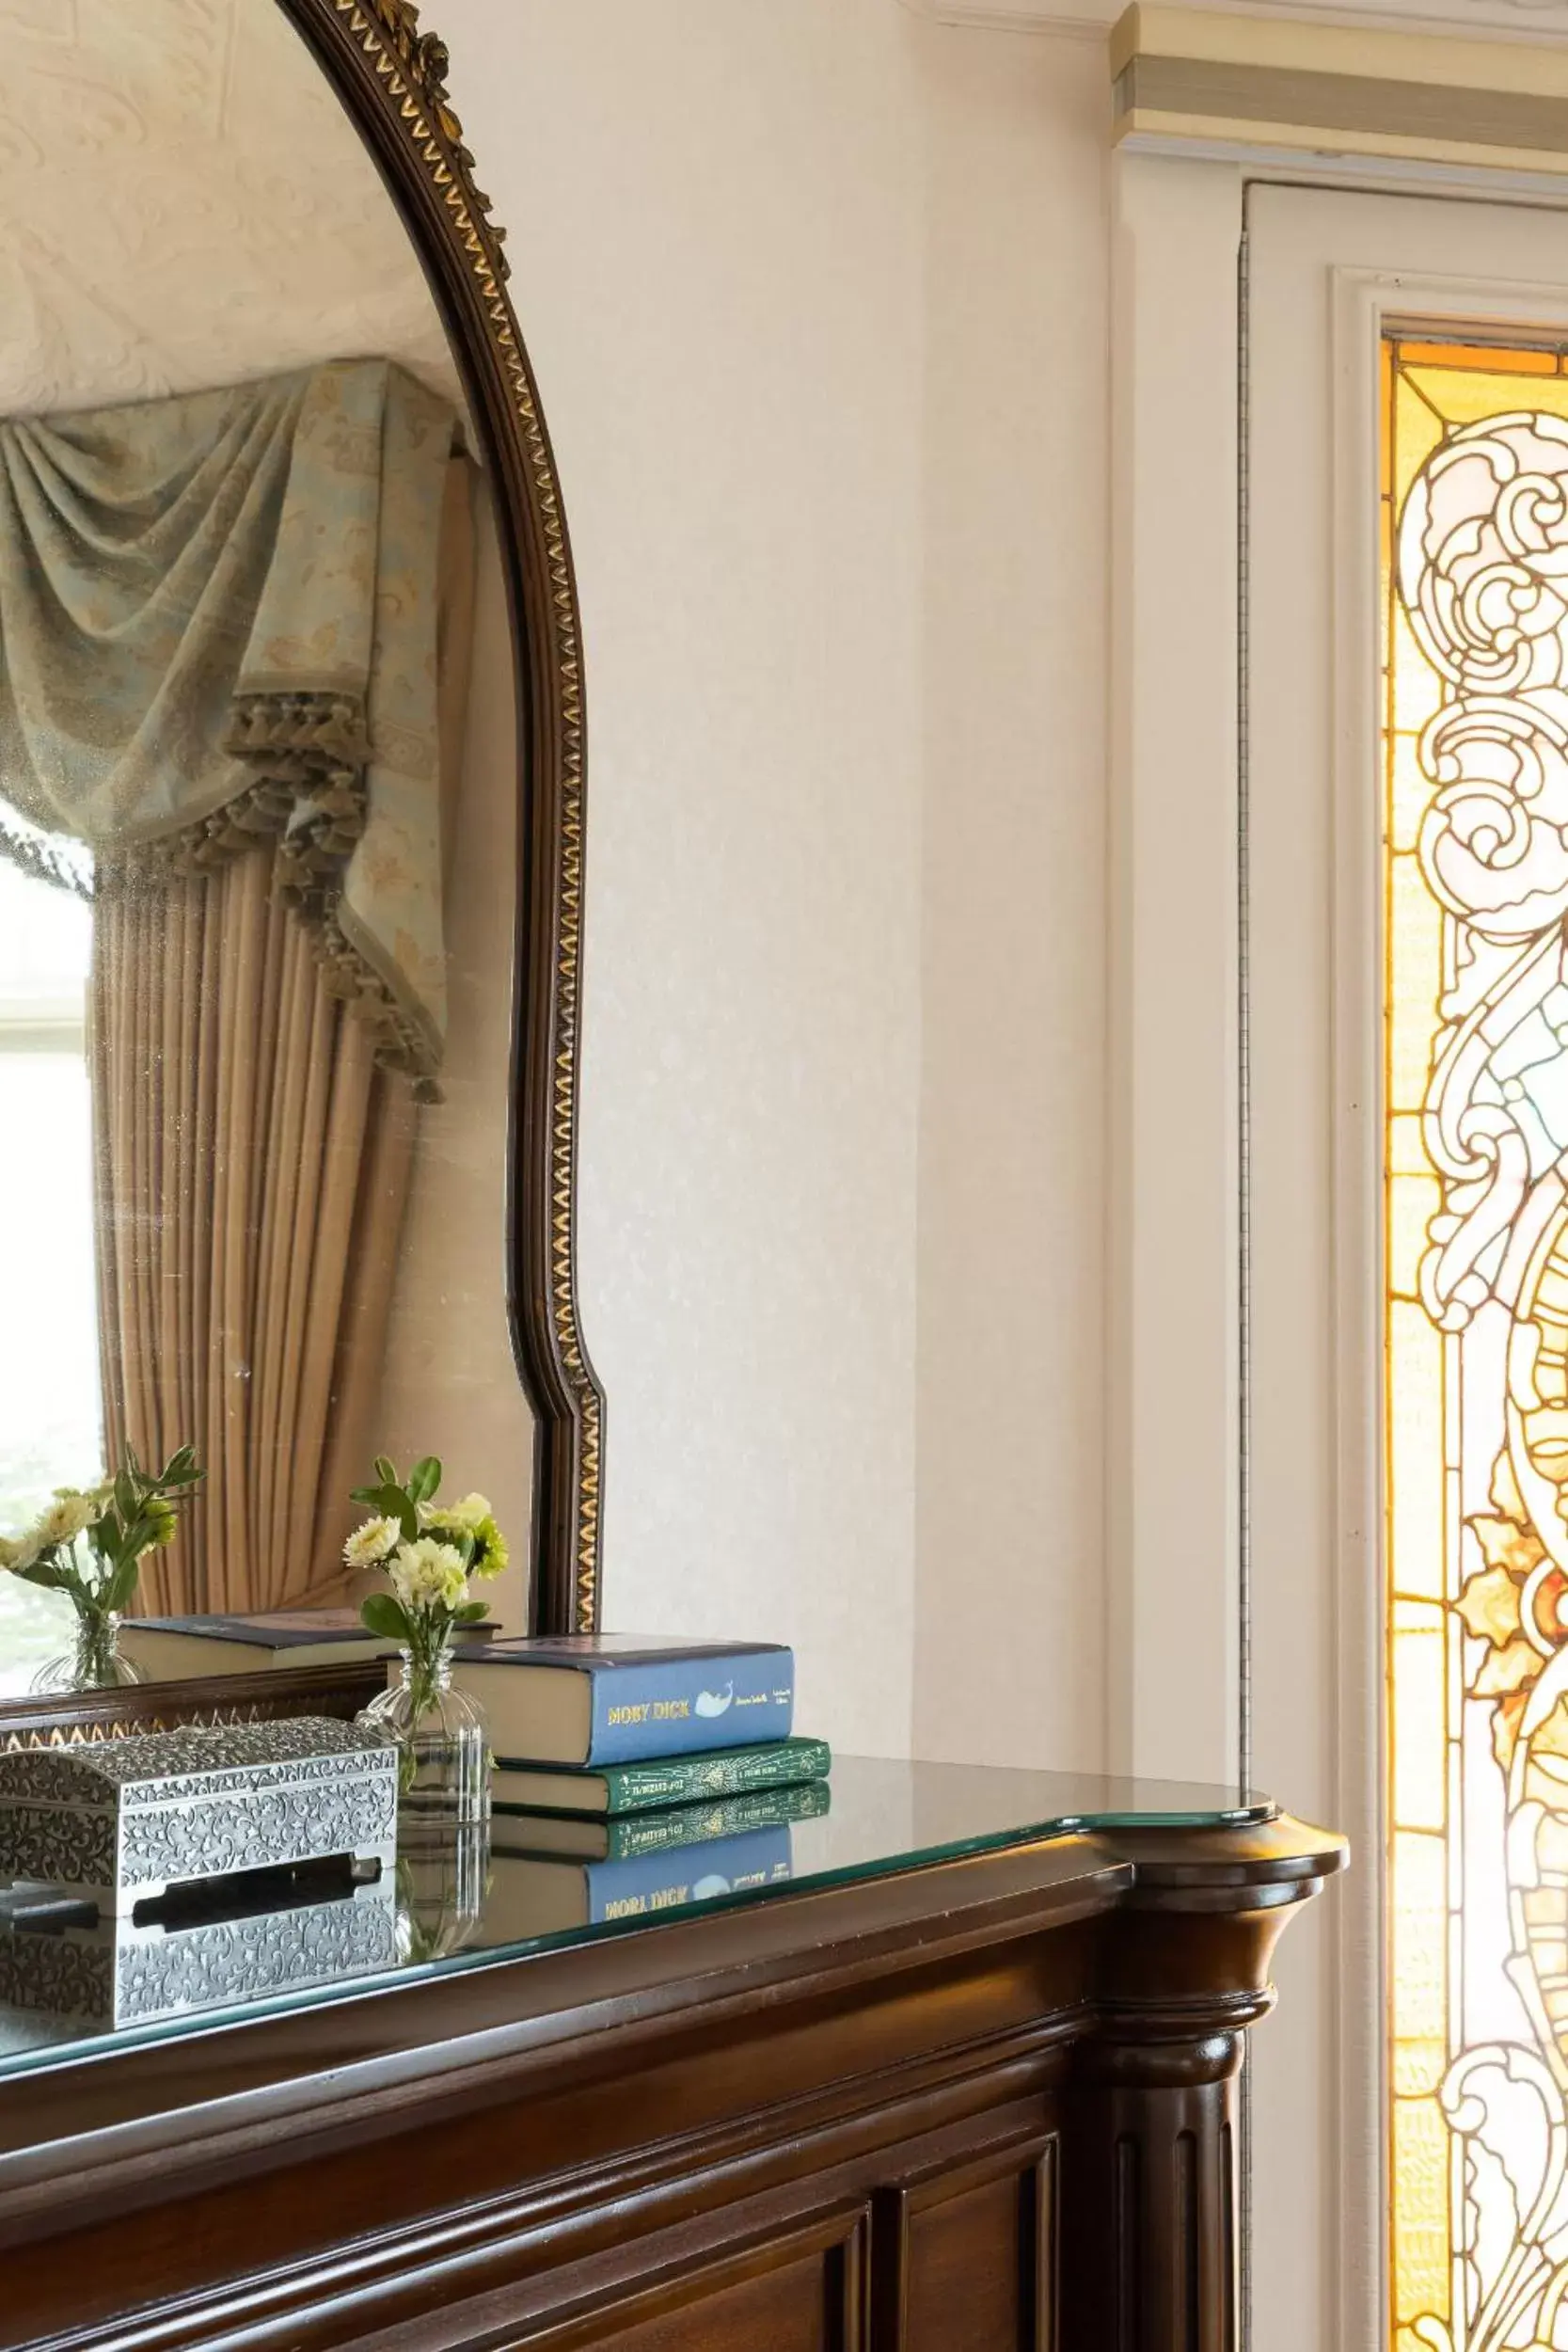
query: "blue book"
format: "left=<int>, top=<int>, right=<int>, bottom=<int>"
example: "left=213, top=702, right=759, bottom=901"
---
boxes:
left=487, top=1824, right=795, bottom=1932
left=450, top=1634, right=796, bottom=1767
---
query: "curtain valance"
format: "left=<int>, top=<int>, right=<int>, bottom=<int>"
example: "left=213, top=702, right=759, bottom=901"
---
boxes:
left=0, top=358, right=458, bottom=1084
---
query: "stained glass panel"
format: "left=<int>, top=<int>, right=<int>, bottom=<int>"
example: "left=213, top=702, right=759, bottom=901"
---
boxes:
left=1385, top=335, right=1568, bottom=2352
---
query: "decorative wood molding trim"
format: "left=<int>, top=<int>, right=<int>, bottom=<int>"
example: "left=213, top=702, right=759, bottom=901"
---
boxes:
left=272, top=0, right=604, bottom=1632
left=1107, top=150, right=1243, bottom=1788
left=906, top=0, right=1568, bottom=45
left=895, top=0, right=1110, bottom=40
left=1114, top=3, right=1568, bottom=172
left=872, top=2133, right=1059, bottom=2347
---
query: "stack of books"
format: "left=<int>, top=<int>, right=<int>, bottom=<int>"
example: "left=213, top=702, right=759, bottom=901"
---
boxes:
left=451, top=1634, right=830, bottom=1929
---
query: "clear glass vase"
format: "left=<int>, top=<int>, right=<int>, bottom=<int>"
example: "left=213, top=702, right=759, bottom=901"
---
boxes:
left=395, top=1820, right=491, bottom=1960
left=30, top=1606, right=143, bottom=1695
left=358, top=1637, right=489, bottom=1821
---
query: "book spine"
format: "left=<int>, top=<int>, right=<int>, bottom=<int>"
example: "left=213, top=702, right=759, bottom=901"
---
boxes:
left=586, top=1824, right=794, bottom=1924
left=586, top=1650, right=796, bottom=1767
left=600, top=1738, right=831, bottom=1814
left=607, top=1780, right=831, bottom=1860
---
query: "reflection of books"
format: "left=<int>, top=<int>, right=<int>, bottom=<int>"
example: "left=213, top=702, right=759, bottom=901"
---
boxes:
left=451, top=1635, right=794, bottom=1766
left=491, top=1736, right=831, bottom=1818
left=119, top=1611, right=495, bottom=1680
left=485, top=1824, right=795, bottom=1934
left=493, top=1778, right=830, bottom=1862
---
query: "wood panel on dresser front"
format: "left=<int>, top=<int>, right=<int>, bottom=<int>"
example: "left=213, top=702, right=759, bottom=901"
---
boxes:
left=0, top=1813, right=1344, bottom=2352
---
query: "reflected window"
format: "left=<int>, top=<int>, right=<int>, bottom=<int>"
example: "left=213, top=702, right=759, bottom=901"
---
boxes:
left=0, top=850, right=101, bottom=1522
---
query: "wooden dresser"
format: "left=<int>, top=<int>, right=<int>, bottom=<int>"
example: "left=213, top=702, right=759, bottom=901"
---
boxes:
left=0, top=1759, right=1344, bottom=2350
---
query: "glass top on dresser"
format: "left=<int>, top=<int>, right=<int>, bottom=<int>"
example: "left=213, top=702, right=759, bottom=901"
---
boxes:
left=0, top=1757, right=1273, bottom=2079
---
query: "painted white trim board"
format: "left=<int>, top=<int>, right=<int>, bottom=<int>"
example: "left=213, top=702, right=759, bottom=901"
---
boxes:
left=1247, top=182, right=1568, bottom=2352
left=902, top=0, right=1568, bottom=42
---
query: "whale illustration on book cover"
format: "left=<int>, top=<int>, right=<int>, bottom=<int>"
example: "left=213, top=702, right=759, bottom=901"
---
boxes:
left=450, top=1636, right=795, bottom=1768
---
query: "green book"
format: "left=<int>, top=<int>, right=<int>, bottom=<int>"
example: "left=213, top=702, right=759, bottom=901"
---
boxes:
left=489, top=1734, right=832, bottom=1818
left=492, top=1777, right=831, bottom=1861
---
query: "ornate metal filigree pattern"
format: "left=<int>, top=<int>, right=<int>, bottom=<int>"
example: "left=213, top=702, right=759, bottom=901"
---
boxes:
left=0, top=1885, right=399, bottom=2026
left=0, top=1718, right=397, bottom=1899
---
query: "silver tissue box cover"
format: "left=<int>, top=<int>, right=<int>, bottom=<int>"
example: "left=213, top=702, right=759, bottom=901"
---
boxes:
left=0, top=1718, right=398, bottom=1910
left=0, top=1877, right=399, bottom=2027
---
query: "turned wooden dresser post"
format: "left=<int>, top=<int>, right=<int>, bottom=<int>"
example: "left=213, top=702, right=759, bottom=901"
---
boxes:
left=1063, top=1819, right=1338, bottom=2345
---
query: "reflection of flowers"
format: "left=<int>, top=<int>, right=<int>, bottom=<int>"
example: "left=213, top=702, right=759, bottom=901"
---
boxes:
left=33, top=1492, right=98, bottom=1549
left=394, top=1827, right=491, bottom=1963
left=1458, top=1451, right=1568, bottom=1771
left=0, top=1447, right=202, bottom=1624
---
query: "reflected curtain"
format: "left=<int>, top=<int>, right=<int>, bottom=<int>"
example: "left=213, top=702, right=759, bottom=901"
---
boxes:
left=0, top=358, right=460, bottom=1086
left=83, top=453, right=474, bottom=1613
left=0, top=358, right=478, bottom=1613
left=91, top=851, right=418, bottom=1612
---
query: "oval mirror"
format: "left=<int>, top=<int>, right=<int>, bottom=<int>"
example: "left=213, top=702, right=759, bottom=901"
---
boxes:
left=0, top=0, right=601, bottom=1728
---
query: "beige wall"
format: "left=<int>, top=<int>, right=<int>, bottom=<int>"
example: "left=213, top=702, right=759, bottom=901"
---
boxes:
left=375, top=495, right=537, bottom=1636
left=914, top=28, right=1109, bottom=1768
left=436, top=1, right=1112, bottom=1764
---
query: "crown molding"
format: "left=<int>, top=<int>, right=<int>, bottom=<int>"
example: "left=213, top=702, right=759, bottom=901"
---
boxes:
left=1113, top=4, right=1568, bottom=175
left=901, top=0, right=1568, bottom=44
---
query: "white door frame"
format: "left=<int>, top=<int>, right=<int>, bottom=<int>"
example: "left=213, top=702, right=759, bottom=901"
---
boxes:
left=1112, top=156, right=1568, bottom=2349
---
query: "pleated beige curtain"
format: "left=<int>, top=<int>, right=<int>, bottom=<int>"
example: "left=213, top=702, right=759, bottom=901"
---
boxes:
left=85, top=454, right=476, bottom=1615
left=90, top=849, right=420, bottom=1613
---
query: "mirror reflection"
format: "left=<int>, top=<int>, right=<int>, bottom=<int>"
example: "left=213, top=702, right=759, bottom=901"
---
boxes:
left=0, top=0, right=531, bottom=1693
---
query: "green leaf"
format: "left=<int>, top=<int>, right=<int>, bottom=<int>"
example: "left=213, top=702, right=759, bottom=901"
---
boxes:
left=20, top=1555, right=71, bottom=1595
left=359, top=1592, right=410, bottom=1643
left=349, top=1483, right=417, bottom=1541
left=454, top=1600, right=489, bottom=1624
left=372, top=1456, right=399, bottom=1489
left=409, top=1455, right=442, bottom=1506
left=113, top=1468, right=138, bottom=1523
left=103, top=1554, right=141, bottom=1614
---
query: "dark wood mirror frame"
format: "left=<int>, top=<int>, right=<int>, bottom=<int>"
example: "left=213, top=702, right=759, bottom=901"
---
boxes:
left=271, top=0, right=604, bottom=1638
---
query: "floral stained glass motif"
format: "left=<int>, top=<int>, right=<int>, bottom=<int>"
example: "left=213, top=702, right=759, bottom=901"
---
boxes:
left=1385, top=336, right=1568, bottom=2352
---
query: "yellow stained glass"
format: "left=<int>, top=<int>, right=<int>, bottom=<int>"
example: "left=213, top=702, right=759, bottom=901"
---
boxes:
left=1385, top=334, right=1568, bottom=2352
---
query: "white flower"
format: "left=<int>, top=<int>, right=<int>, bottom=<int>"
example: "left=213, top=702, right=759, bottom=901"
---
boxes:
left=0, top=1535, right=20, bottom=1572
left=343, top=1515, right=402, bottom=1571
left=389, top=1537, right=468, bottom=1612
left=32, top=1492, right=95, bottom=1549
left=420, top=1491, right=491, bottom=1534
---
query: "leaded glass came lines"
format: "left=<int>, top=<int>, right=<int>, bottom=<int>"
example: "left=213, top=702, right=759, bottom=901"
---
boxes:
left=1386, top=334, right=1568, bottom=2352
